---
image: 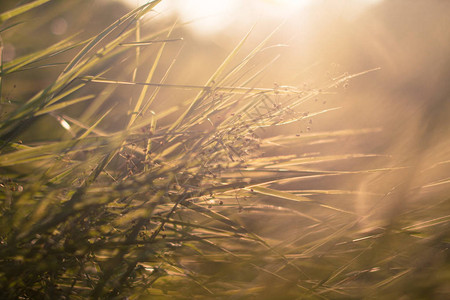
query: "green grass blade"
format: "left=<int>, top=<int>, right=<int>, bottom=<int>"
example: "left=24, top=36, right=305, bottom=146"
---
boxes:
left=35, top=95, right=95, bottom=116
left=1, top=33, right=81, bottom=75
left=79, top=106, right=114, bottom=139
left=61, top=2, right=152, bottom=75
left=0, top=0, right=51, bottom=24
left=127, top=23, right=174, bottom=128
left=0, top=137, right=109, bottom=167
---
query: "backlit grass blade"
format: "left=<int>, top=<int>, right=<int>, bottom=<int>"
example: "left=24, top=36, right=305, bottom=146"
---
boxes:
left=60, top=114, right=109, bottom=137
left=135, top=0, right=162, bottom=20
left=79, top=84, right=117, bottom=125
left=248, top=186, right=355, bottom=214
left=61, top=1, right=158, bottom=75
left=216, top=24, right=282, bottom=87
left=120, top=38, right=183, bottom=46
left=79, top=106, right=114, bottom=139
left=0, top=0, right=51, bottom=24
left=181, top=201, right=247, bottom=234
left=35, top=95, right=95, bottom=116
left=1, top=33, right=81, bottom=75
left=0, top=26, right=149, bottom=138
left=0, top=21, right=24, bottom=34
left=0, top=135, right=120, bottom=167
left=262, top=128, right=383, bottom=146
left=248, top=186, right=314, bottom=202
left=265, top=154, right=382, bottom=168
left=127, top=23, right=174, bottom=128
left=140, top=45, right=184, bottom=117
left=168, top=26, right=254, bottom=131
left=81, top=76, right=304, bottom=97
left=0, top=37, right=3, bottom=99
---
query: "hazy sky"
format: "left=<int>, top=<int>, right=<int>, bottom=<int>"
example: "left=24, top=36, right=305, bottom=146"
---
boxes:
left=123, top=0, right=384, bottom=35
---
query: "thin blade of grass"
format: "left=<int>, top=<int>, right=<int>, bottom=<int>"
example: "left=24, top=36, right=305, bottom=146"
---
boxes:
left=1, top=33, right=81, bottom=75
left=79, top=106, right=114, bottom=139
left=168, top=26, right=255, bottom=131
left=0, top=0, right=51, bottom=24
left=81, top=77, right=302, bottom=95
left=248, top=186, right=355, bottom=215
left=61, top=2, right=157, bottom=75
left=127, top=23, right=174, bottom=128
left=0, top=135, right=120, bottom=167
left=35, top=95, right=95, bottom=116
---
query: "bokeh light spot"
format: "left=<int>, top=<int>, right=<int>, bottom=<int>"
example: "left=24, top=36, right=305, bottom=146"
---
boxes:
left=50, top=17, right=68, bottom=35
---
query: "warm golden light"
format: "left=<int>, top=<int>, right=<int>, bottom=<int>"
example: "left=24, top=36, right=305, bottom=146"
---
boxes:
left=124, top=0, right=385, bottom=36
left=2, top=0, right=448, bottom=298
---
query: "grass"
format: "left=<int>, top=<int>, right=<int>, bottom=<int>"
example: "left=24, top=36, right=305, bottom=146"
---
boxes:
left=0, top=1, right=449, bottom=299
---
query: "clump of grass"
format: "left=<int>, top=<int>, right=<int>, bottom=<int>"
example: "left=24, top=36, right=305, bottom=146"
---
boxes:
left=0, top=1, right=449, bottom=299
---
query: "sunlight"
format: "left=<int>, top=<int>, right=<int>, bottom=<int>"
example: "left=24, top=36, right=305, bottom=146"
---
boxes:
left=265, top=0, right=313, bottom=8
left=164, top=0, right=240, bottom=35
left=124, top=0, right=312, bottom=35
left=123, top=0, right=384, bottom=35
left=3, top=0, right=448, bottom=298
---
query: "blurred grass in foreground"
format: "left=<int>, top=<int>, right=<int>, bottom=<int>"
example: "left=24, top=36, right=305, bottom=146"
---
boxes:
left=0, top=1, right=449, bottom=299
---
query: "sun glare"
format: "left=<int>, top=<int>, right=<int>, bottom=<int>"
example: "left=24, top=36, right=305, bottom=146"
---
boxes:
left=266, top=0, right=313, bottom=8
left=124, top=0, right=314, bottom=35
left=124, top=0, right=385, bottom=35
left=165, top=0, right=240, bottom=36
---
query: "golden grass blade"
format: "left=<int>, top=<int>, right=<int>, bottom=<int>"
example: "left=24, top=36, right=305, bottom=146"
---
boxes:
left=374, top=269, right=412, bottom=289
left=45, top=83, right=87, bottom=107
left=248, top=186, right=355, bottom=214
left=81, top=77, right=302, bottom=95
left=127, top=23, right=175, bottom=128
left=0, top=136, right=115, bottom=167
left=181, top=201, right=246, bottom=233
left=1, top=33, right=81, bottom=75
left=128, top=105, right=178, bottom=132
left=266, top=154, right=382, bottom=168
left=61, top=2, right=154, bottom=75
left=0, top=0, right=51, bottom=24
left=216, top=24, right=282, bottom=87
left=79, top=106, right=114, bottom=139
left=140, top=45, right=184, bottom=118
left=135, top=0, right=162, bottom=20
left=248, top=186, right=313, bottom=202
left=262, top=128, right=383, bottom=146
left=0, top=36, right=3, bottom=98
left=79, top=85, right=117, bottom=126
left=35, top=95, right=95, bottom=116
left=168, top=26, right=255, bottom=131
left=328, top=67, right=381, bottom=89
left=120, top=38, right=183, bottom=46
left=61, top=114, right=108, bottom=137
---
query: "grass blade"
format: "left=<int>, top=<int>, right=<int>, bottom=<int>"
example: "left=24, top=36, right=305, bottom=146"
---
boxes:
left=0, top=0, right=51, bottom=24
